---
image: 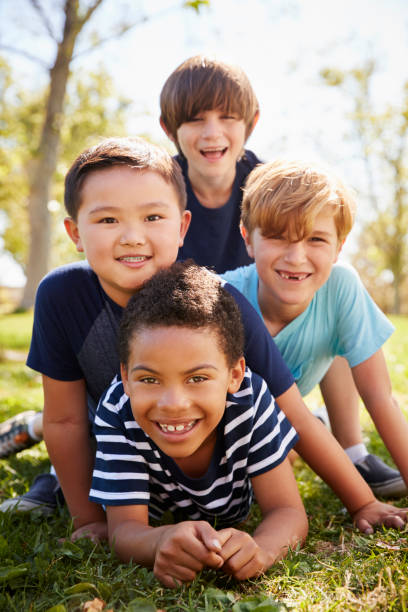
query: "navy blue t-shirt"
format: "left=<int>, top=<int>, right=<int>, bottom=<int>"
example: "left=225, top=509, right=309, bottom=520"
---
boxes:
left=27, top=262, right=294, bottom=408
left=176, top=150, right=261, bottom=273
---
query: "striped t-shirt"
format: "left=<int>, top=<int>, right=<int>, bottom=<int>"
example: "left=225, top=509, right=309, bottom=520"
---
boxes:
left=89, top=367, right=299, bottom=527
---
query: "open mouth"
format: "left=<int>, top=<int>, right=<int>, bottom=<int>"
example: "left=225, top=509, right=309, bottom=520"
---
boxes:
left=157, top=420, right=197, bottom=433
left=277, top=270, right=311, bottom=281
left=200, top=147, right=227, bottom=160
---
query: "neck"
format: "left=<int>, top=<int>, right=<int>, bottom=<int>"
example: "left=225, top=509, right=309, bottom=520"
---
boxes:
left=188, top=166, right=236, bottom=209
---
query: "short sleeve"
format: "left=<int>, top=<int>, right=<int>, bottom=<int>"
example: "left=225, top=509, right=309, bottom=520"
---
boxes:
left=331, top=265, right=394, bottom=367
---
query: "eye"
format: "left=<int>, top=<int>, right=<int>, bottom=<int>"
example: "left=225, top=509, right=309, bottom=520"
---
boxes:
left=145, top=214, right=162, bottom=222
left=99, top=217, right=117, bottom=224
left=187, top=375, right=208, bottom=383
left=139, top=376, right=159, bottom=384
left=309, top=236, right=326, bottom=243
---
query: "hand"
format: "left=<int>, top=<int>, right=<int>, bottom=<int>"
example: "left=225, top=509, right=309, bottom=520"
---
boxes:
left=352, top=500, right=408, bottom=534
left=71, top=521, right=108, bottom=543
left=217, top=527, right=269, bottom=580
left=154, top=521, right=224, bottom=588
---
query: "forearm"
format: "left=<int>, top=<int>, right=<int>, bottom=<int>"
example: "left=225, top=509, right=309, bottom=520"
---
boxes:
left=110, top=520, right=169, bottom=566
left=253, top=507, right=308, bottom=566
left=44, top=421, right=105, bottom=528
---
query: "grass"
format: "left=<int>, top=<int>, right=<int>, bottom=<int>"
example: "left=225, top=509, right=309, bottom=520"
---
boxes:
left=0, top=312, right=408, bottom=611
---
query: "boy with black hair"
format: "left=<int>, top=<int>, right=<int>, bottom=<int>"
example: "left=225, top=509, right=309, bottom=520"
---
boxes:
left=91, top=261, right=308, bottom=587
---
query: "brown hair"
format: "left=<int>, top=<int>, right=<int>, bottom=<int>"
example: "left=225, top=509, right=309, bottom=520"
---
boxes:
left=160, top=55, right=259, bottom=144
left=64, top=137, right=187, bottom=220
left=241, top=159, right=356, bottom=243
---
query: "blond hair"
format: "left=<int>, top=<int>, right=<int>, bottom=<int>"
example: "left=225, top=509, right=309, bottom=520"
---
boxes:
left=241, top=159, right=356, bottom=243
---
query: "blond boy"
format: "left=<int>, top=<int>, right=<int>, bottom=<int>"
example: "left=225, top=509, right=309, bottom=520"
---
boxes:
left=223, top=159, right=408, bottom=498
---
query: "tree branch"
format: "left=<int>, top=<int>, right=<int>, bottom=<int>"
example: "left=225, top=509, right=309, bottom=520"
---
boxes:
left=0, top=44, right=49, bottom=69
left=30, top=0, right=59, bottom=41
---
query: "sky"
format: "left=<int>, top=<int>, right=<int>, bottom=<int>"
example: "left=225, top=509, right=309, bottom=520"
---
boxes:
left=1, top=0, right=408, bottom=286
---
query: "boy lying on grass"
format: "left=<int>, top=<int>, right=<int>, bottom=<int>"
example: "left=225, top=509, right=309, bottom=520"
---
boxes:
left=89, top=261, right=308, bottom=587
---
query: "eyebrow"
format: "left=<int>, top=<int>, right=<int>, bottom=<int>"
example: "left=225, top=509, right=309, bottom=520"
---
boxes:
left=130, top=364, right=219, bottom=375
left=87, top=202, right=172, bottom=215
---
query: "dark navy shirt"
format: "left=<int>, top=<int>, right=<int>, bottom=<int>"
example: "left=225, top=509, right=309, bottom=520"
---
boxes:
left=176, top=150, right=261, bottom=273
left=27, top=262, right=294, bottom=408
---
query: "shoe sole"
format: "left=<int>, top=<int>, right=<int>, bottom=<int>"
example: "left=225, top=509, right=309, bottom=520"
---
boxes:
left=0, top=498, right=56, bottom=516
left=370, top=479, right=408, bottom=498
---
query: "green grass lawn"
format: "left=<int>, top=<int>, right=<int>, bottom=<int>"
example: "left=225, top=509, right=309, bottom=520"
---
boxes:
left=0, top=312, right=407, bottom=611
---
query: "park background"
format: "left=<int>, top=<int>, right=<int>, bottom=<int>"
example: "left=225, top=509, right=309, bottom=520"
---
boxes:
left=0, top=1, right=408, bottom=610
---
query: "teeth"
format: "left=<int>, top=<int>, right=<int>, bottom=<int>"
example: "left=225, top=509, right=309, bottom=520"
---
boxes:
left=120, top=256, right=146, bottom=262
left=158, top=421, right=195, bottom=433
left=279, top=272, right=309, bottom=280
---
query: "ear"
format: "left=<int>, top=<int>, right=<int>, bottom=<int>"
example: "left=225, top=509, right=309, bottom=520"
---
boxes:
left=240, top=223, right=254, bottom=259
left=64, top=217, right=84, bottom=252
left=179, top=210, right=192, bottom=246
left=246, top=110, right=260, bottom=139
left=159, top=116, right=177, bottom=145
left=227, top=357, right=246, bottom=394
left=120, top=363, right=130, bottom=396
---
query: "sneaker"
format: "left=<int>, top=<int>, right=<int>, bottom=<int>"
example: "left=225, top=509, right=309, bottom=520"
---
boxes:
left=354, top=454, right=408, bottom=498
left=0, top=474, right=64, bottom=516
left=0, top=410, right=39, bottom=458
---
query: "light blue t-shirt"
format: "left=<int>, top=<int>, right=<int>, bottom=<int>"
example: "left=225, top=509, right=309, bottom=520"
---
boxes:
left=221, top=263, right=394, bottom=396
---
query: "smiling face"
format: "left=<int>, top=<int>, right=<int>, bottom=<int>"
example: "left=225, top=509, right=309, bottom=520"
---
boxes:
left=64, top=167, right=191, bottom=307
left=121, top=325, right=245, bottom=472
left=174, top=109, right=247, bottom=184
left=245, top=210, right=342, bottom=321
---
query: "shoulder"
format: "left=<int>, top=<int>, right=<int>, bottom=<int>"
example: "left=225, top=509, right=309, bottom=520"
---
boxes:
left=240, top=150, right=263, bottom=169
left=37, top=261, right=96, bottom=295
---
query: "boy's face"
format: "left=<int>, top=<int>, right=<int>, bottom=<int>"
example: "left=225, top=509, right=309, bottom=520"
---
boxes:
left=244, top=210, right=342, bottom=316
left=121, top=325, right=245, bottom=468
left=64, top=167, right=191, bottom=307
left=169, top=109, right=247, bottom=181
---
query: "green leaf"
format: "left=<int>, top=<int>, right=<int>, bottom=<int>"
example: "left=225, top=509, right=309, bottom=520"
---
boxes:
left=232, top=595, right=287, bottom=612
left=64, top=582, right=99, bottom=595
left=44, top=606, right=67, bottom=612
left=204, top=587, right=236, bottom=605
left=127, top=598, right=157, bottom=611
left=0, top=564, right=29, bottom=584
left=59, top=541, right=84, bottom=559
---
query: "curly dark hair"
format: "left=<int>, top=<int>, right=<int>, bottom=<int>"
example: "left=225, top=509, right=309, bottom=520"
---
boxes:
left=119, top=261, right=244, bottom=368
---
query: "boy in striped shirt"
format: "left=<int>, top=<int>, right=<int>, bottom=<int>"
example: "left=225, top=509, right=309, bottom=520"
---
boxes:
left=90, top=261, right=308, bottom=587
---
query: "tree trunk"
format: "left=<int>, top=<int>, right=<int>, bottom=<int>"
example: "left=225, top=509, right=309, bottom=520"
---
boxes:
left=19, top=0, right=85, bottom=309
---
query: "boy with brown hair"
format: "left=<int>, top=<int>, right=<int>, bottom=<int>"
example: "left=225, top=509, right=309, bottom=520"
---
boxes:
left=159, top=55, right=259, bottom=273
left=223, top=158, right=408, bottom=498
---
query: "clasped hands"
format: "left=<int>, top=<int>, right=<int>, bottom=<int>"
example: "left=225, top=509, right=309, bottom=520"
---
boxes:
left=152, top=520, right=269, bottom=588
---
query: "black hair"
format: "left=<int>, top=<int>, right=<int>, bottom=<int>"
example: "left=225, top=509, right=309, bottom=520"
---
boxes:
left=119, top=260, right=244, bottom=368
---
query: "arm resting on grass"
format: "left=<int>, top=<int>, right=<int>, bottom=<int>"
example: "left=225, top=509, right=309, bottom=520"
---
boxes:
left=42, top=376, right=106, bottom=532
left=107, top=504, right=224, bottom=588
left=276, top=383, right=408, bottom=531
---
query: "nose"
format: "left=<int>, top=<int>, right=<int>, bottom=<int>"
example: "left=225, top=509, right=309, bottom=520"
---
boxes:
left=119, top=222, right=146, bottom=246
left=157, top=385, right=190, bottom=413
left=283, top=241, right=308, bottom=265
left=201, top=116, right=222, bottom=139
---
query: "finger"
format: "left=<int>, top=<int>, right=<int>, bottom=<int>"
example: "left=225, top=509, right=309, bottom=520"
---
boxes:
left=354, top=518, right=374, bottom=535
left=195, top=522, right=222, bottom=553
left=383, top=515, right=406, bottom=529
